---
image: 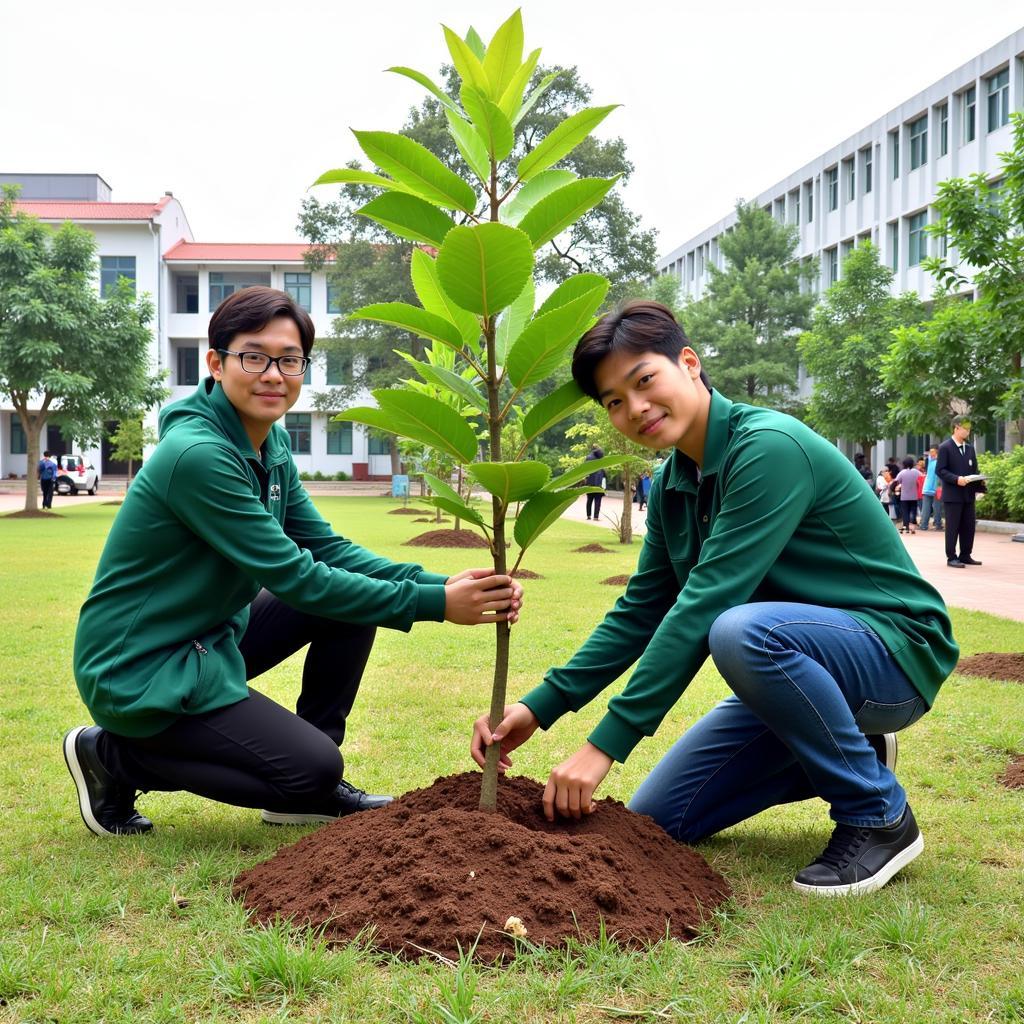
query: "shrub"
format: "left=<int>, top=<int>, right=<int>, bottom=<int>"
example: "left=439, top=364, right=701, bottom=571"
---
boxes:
left=976, top=447, right=1024, bottom=522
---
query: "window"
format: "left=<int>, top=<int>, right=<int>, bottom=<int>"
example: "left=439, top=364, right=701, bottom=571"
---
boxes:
left=790, top=189, right=800, bottom=225
left=209, top=272, right=271, bottom=311
left=687, top=251, right=695, bottom=281
left=285, top=413, right=311, bottom=454
left=826, top=246, right=838, bottom=286
left=173, top=273, right=198, bottom=313
left=284, top=272, right=311, bottom=312
left=176, top=345, right=199, bottom=386
left=844, top=158, right=855, bottom=202
left=326, top=419, right=353, bottom=455
left=908, top=211, right=928, bottom=266
left=890, top=130, right=900, bottom=179
left=9, top=416, right=26, bottom=455
left=909, top=115, right=928, bottom=170
left=862, top=146, right=873, bottom=194
left=303, top=361, right=312, bottom=385
left=888, top=221, right=899, bottom=271
left=826, top=167, right=838, bottom=211
left=963, top=85, right=977, bottom=143
left=987, top=68, right=1009, bottom=131
left=805, top=181, right=814, bottom=223
left=368, top=434, right=391, bottom=456
left=100, top=256, right=136, bottom=298
left=325, top=351, right=351, bottom=385
left=938, top=103, right=949, bottom=156
left=326, top=282, right=342, bottom=314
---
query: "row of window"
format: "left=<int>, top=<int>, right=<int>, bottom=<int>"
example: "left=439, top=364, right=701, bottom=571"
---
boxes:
left=286, top=415, right=391, bottom=456
left=174, top=345, right=353, bottom=387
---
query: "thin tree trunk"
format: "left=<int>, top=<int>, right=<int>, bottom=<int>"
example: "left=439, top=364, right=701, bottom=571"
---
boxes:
left=619, top=468, right=633, bottom=544
left=15, top=399, right=48, bottom=513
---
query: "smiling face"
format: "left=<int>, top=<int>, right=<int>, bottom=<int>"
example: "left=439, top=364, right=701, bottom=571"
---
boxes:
left=206, top=315, right=304, bottom=452
left=594, top=347, right=711, bottom=463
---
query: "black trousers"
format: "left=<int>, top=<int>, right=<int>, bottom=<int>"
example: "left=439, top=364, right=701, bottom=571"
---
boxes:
left=944, top=501, right=976, bottom=561
left=586, top=492, right=603, bottom=519
left=97, top=590, right=377, bottom=812
left=40, top=479, right=54, bottom=509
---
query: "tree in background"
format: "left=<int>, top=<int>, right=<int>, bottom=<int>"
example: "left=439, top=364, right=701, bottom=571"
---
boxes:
left=799, top=243, right=925, bottom=457
left=922, top=110, right=1024, bottom=447
left=108, top=416, right=158, bottom=484
left=0, top=188, right=165, bottom=512
left=682, top=202, right=816, bottom=410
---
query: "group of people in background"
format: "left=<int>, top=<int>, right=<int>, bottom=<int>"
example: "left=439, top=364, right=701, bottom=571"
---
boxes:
left=873, top=450, right=942, bottom=535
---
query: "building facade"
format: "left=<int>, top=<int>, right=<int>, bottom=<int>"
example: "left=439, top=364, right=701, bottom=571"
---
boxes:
left=1, top=174, right=390, bottom=481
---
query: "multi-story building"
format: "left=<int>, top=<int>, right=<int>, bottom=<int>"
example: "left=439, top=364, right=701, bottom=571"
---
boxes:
left=0, top=173, right=392, bottom=481
left=656, top=27, right=1024, bottom=456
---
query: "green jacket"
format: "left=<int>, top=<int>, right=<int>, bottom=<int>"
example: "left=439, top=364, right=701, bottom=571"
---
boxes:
left=74, top=379, right=448, bottom=738
left=521, top=390, right=959, bottom=763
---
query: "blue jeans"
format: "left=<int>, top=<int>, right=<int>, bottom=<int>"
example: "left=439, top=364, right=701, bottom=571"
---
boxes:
left=920, top=493, right=943, bottom=529
left=628, top=603, right=927, bottom=841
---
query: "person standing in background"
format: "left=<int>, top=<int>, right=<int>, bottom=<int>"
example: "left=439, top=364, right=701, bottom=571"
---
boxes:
left=38, top=450, right=58, bottom=510
left=584, top=445, right=606, bottom=521
left=936, top=417, right=983, bottom=569
left=920, top=446, right=943, bottom=532
left=892, top=457, right=922, bottom=535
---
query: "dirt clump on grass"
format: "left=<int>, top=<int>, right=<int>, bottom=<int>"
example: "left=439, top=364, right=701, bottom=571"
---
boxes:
left=957, top=652, right=1024, bottom=683
left=4, top=509, right=62, bottom=518
left=574, top=543, right=613, bottom=554
left=1000, top=754, right=1024, bottom=789
left=511, top=569, right=542, bottom=579
left=233, top=772, right=730, bottom=963
left=404, top=530, right=489, bottom=549
left=388, top=507, right=432, bottom=516
left=601, top=575, right=631, bottom=586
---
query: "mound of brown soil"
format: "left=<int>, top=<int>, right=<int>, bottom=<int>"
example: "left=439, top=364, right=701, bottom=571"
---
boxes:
left=601, top=575, right=631, bottom=586
left=4, top=509, right=62, bottom=518
left=233, top=773, right=730, bottom=963
left=389, top=507, right=431, bottom=515
left=404, top=530, right=489, bottom=549
left=574, top=543, right=613, bottom=554
left=511, top=569, right=542, bottom=579
left=1000, top=754, right=1024, bottom=789
left=957, top=652, right=1024, bottom=683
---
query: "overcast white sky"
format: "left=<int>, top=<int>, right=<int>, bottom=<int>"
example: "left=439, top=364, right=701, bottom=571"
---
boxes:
left=4, top=1, right=1021, bottom=259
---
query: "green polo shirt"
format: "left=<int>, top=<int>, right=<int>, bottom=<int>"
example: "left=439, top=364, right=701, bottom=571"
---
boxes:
left=521, top=390, right=958, bottom=763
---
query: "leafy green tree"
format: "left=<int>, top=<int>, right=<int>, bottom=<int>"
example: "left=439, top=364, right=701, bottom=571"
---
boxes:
left=682, top=202, right=816, bottom=409
left=315, top=11, right=629, bottom=811
left=109, top=416, right=158, bottom=484
left=0, top=188, right=165, bottom=512
left=799, top=243, right=926, bottom=455
left=923, top=110, right=1024, bottom=446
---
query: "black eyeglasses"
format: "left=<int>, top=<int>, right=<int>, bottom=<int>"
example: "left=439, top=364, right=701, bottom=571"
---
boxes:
left=217, top=349, right=310, bottom=376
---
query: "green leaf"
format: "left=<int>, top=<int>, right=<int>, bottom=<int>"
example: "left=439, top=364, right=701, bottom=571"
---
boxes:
left=497, top=47, right=541, bottom=122
left=356, top=193, right=454, bottom=248
left=513, top=70, right=561, bottom=127
left=503, top=169, right=577, bottom=225
left=351, top=302, right=465, bottom=353
left=495, top=276, right=534, bottom=364
left=517, top=176, right=619, bottom=249
left=410, top=249, right=480, bottom=347
left=469, top=461, right=551, bottom=505
left=461, top=86, right=514, bottom=162
left=436, top=223, right=534, bottom=319
left=505, top=288, right=606, bottom=388
left=444, top=109, right=490, bottom=184
left=544, top=454, right=632, bottom=491
left=443, top=25, right=491, bottom=96
left=428, top=495, right=487, bottom=529
left=399, top=352, right=487, bottom=412
left=482, top=9, right=524, bottom=99
left=312, top=168, right=408, bottom=191
left=516, top=105, right=620, bottom=182
left=386, top=67, right=461, bottom=116
left=465, top=26, right=487, bottom=60
left=333, top=406, right=402, bottom=439
left=513, top=488, right=594, bottom=552
left=422, top=471, right=464, bottom=505
left=520, top=379, right=589, bottom=448
left=536, top=273, right=610, bottom=318
left=372, top=388, right=479, bottom=463
left=353, top=130, right=477, bottom=213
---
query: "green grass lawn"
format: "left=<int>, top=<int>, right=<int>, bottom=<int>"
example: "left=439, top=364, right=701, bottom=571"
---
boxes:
left=1, top=497, right=1022, bottom=1023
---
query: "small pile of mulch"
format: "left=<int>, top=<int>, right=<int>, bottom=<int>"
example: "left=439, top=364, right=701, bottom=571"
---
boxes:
left=4, top=510, right=60, bottom=519
left=511, top=569, right=541, bottom=579
left=233, top=772, right=730, bottom=963
left=1000, top=754, right=1024, bottom=790
left=957, top=653, right=1024, bottom=683
left=102, top=500, right=123, bottom=506
left=388, top=507, right=431, bottom=516
left=404, top=530, right=489, bottom=549
left=574, top=543, right=613, bottom=554
left=601, top=575, right=631, bottom=586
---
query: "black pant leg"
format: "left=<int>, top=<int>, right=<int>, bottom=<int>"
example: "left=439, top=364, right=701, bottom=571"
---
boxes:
left=585, top=494, right=596, bottom=517
left=945, top=503, right=963, bottom=560
left=592, top=493, right=603, bottom=518
left=239, top=588, right=376, bottom=747
left=41, top=480, right=54, bottom=508
left=961, top=502, right=977, bottom=558
left=97, top=689, right=342, bottom=811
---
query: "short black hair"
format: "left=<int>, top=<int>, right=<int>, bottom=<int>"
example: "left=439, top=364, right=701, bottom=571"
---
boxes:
left=43, top=450, right=52, bottom=457
left=208, top=286, right=315, bottom=357
left=951, top=414, right=972, bottom=430
left=902, top=456, right=915, bottom=469
left=571, top=299, right=710, bottom=402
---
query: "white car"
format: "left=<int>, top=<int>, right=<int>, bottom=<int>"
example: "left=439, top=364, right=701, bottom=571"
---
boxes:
left=55, top=455, right=100, bottom=495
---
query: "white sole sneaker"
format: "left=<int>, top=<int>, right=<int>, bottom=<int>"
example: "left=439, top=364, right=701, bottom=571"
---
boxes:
left=260, top=809, right=339, bottom=825
left=63, top=726, right=114, bottom=837
left=792, top=833, right=924, bottom=896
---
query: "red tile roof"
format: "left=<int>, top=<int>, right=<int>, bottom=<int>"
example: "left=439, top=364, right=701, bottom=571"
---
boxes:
left=162, top=241, right=323, bottom=262
left=14, top=198, right=172, bottom=221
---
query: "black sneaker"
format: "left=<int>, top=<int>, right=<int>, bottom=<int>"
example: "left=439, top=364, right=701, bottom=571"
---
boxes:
left=793, top=805, right=923, bottom=896
left=63, top=726, right=153, bottom=836
left=866, top=733, right=898, bottom=772
left=260, top=779, right=393, bottom=825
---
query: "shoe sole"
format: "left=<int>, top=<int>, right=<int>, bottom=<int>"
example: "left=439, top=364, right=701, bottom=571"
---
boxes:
left=261, top=810, right=339, bottom=825
left=791, top=833, right=924, bottom=897
left=63, top=726, right=115, bottom=837
left=881, top=734, right=898, bottom=773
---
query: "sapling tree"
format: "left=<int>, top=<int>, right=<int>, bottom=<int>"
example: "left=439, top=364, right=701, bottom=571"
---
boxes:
left=315, top=10, right=627, bottom=810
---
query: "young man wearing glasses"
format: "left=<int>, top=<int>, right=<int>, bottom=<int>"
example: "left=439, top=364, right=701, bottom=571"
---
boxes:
left=66, top=286, right=522, bottom=836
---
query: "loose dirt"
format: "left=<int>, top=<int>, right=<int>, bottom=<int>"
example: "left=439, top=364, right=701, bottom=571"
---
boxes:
left=388, top=507, right=432, bottom=515
left=573, top=543, right=613, bottom=554
left=234, top=773, right=730, bottom=963
left=1000, top=754, right=1024, bottom=789
left=404, top=530, right=490, bottom=549
left=4, top=510, right=61, bottom=518
left=511, top=569, right=542, bottom=579
left=957, top=652, right=1024, bottom=683
left=601, top=575, right=631, bottom=586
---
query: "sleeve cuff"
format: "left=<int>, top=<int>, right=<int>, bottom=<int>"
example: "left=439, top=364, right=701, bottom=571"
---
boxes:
left=519, top=681, right=572, bottom=729
left=416, top=570, right=450, bottom=587
left=587, top=711, right=645, bottom=763
left=415, top=584, right=448, bottom=623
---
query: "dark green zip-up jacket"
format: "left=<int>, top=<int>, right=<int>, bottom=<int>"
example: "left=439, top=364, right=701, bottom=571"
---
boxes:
left=521, top=390, right=959, bottom=763
left=74, top=379, right=448, bottom=738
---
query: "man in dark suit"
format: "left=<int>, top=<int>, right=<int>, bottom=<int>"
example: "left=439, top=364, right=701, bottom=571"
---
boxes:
left=936, top=416, right=983, bottom=568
